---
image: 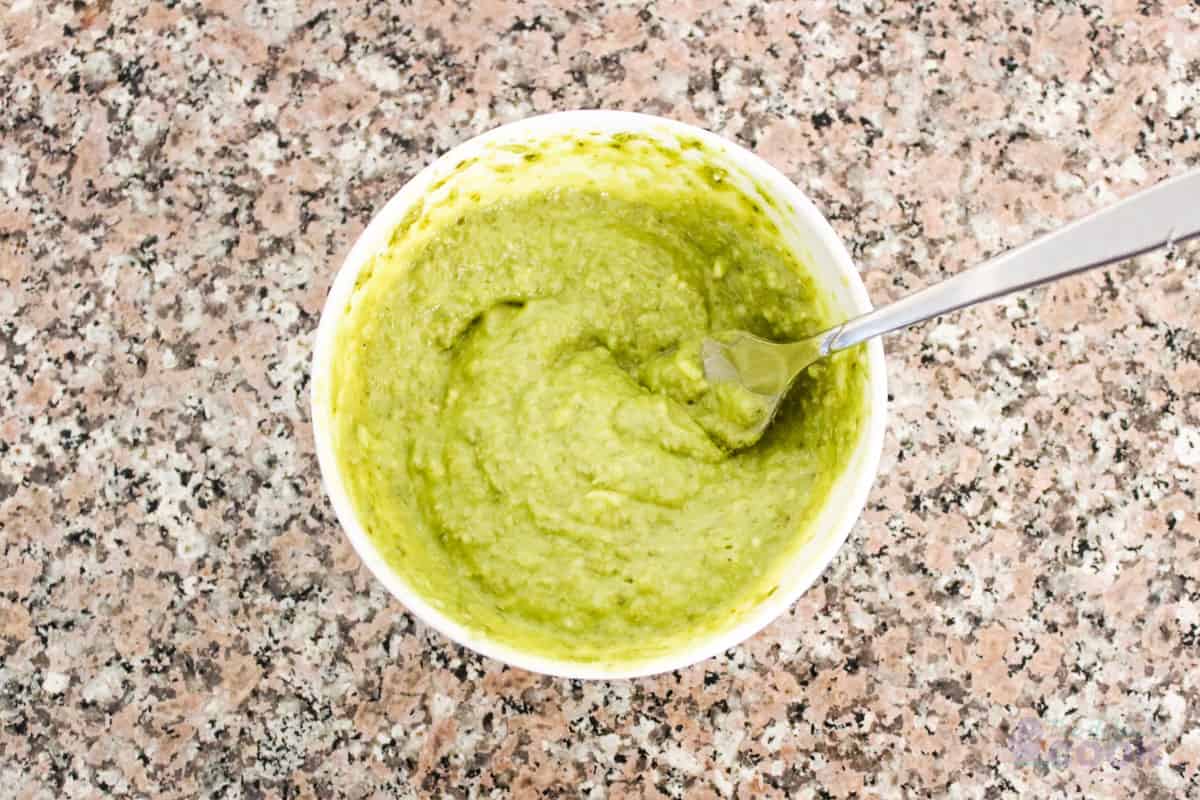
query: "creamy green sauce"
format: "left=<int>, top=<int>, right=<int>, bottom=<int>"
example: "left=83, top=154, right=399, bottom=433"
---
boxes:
left=330, top=133, right=866, bottom=665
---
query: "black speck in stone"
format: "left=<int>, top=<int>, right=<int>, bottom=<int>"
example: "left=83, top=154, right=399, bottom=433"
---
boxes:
left=811, top=111, right=834, bottom=130
left=117, top=56, right=147, bottom=97
left=301, top=9, right=331, bottom=31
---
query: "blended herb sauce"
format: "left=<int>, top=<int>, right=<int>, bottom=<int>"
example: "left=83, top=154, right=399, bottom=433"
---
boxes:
left=330, top=133, right=866, bottom=664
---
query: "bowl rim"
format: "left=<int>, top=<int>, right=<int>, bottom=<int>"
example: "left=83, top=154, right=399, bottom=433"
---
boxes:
left=310, top=109, right=888, bottom=680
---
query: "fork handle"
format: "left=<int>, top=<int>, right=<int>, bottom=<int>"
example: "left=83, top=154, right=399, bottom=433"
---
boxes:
left=822, top=169, right=1200, bottom=354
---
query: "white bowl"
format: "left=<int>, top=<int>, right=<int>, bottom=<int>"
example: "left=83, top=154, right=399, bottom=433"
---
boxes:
left=310, top=110, right=888, bottom=679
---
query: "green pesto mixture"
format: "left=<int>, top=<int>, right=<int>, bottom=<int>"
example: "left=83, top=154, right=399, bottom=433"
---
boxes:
left=330, top=134, right=866, bottom=665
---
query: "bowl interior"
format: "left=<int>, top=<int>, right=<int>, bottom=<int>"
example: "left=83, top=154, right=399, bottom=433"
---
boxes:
left=310, top=110, right=887, bottom=679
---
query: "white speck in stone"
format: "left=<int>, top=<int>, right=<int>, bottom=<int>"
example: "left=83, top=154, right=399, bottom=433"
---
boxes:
left=275, top=301, right=301, bottom=328
left=1064, top=331, right=1087, bottom=359
left=470, top=106, right=492, bottom=127
left=1159, top=691, right=1187, bottom=740
left=152, top=259, right=175, bottom=284
left=928, top=323, right=964, bottom=350
left=1088, top=179, right=1119, bottom=208
left=356, top=53, right=402, bottom=93
left=1179, top=728, right=1200, bottom=768
left=761, top=719, right=787, bottom=753
left=131, top=114, right=160, bottom=146
left=1035, top=369, right=1059, bottom=394
left=968, top=212, right=1001, bottom=250
left=248, top=130, right=284, bottom=176
left=334, top=139, right=363, bottom=164
left=1053, top=170, right=1084, bottom=194
left=865, top=232, right=903, bottom=263
left=0, top=150, right=29, bottom=197
left=43, top=672, right=69, bottom=695
left=85, top=320, right=114, bottom=347
left=1156, top=757, right=1183, bottom=791
left=847, top=601, right=874, bottom=630
left=175, top=530, right=208, bottom=561
left=110, top=153, right=138, bottom=180
left=808, top=630, right=837, bottom=661
left=659, top=68, right=689, bottom=99
left=252, top=101, right=280, bottom=125
left=1174, top=426, right=1200, bottom=466
left=1056, top=462, right=1084, bottom=494
left=1164, top=83, right=1189, bottom=117
left=950, top=396, right=992, bottom=435
left=230, top=75, right=255, bottom=104
left=946, top=779, right=984, bottom=800
left=595, top=733, right=619, bottom=760
left=630, top=714, right=658, bottom=745
left=712, top=726, right=745, bottom=770
left=663, top=744, right=702, bottom=775
left=243, top=0, right=299, bottom=44
left=80, top=50, right=115, bottom=85
left=82, top=665, right=124, bottom=705
left=1002, top=296, right=1026, bottom=320
left=989, top=502, right=1013, bottom=527
left=1118, top=154, right=1147, bottom=184
left=599, top=680, right=632, bottom=717
left=1176, top=601, right=1199, bottom=632
left=1006, top=346, right=1030, bottom=370
left=430, top=692, right=456, bottom=722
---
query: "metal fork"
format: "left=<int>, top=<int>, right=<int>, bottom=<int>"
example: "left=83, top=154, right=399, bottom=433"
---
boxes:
left=703, top=169, right=1200, bottom=445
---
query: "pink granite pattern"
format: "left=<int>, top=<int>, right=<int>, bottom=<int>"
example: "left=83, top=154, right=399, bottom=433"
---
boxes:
left=2, top=0, right=1200, bottom=796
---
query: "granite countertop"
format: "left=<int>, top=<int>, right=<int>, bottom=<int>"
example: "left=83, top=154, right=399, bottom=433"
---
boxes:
left=3, top=1, right=1200, bottom=797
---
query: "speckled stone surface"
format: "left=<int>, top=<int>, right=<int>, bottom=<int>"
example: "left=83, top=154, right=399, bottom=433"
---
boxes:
left=3, top=0, right=1200, bottom=797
